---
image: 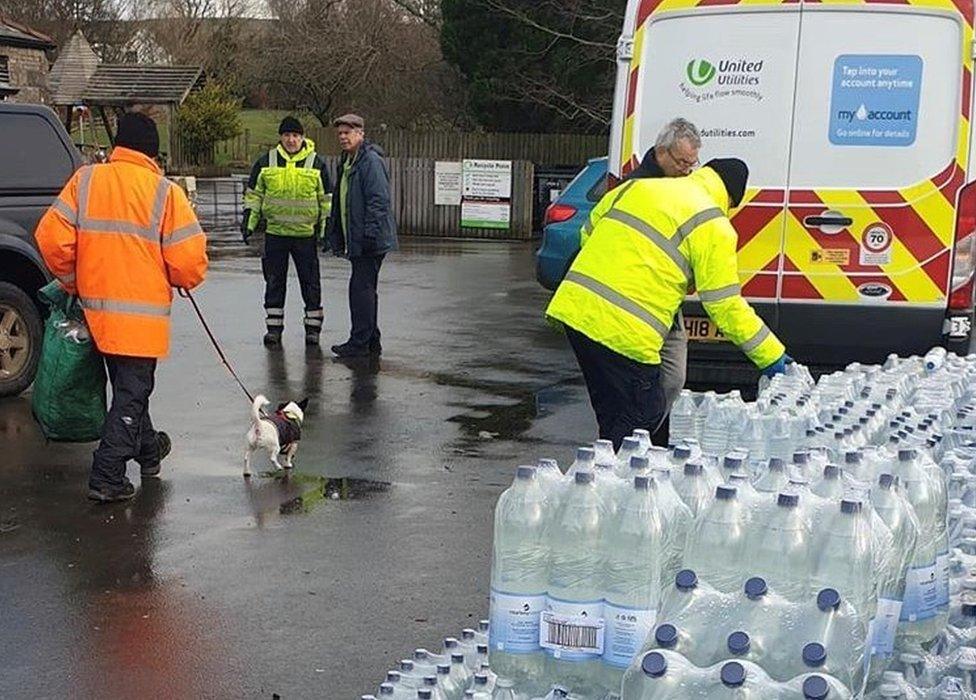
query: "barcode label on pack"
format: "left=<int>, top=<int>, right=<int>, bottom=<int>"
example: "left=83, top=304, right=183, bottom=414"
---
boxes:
left=539, top=609, right=605, bottom=658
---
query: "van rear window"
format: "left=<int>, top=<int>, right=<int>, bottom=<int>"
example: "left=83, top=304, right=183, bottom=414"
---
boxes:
left=0, top=113, right=74, bottom=192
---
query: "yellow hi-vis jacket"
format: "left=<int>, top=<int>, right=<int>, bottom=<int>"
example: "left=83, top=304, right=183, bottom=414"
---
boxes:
left=546, top=166, right=785, bottom=369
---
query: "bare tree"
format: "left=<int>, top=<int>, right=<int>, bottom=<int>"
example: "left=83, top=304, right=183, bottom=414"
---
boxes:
left=0, top=0, right=128, bottom=55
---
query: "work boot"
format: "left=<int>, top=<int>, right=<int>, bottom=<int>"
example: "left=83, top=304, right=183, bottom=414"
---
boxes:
left=305, top=331, right=320, bottom=347
left=369, top=339, right=382, bottom=356
left=140, top=431, right=171, bottom=478
left=263, top=331, right=282, bottom=347
left=88, top=478, right=136, bottom=503
left=331, top=342, right=369, bottom=359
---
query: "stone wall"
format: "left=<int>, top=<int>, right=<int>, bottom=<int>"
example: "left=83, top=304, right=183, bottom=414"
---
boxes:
left=2, top=45, right=50, bottom=104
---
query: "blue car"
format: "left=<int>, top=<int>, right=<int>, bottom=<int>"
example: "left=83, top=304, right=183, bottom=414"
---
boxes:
left=536, top=157, right=608, bottom=291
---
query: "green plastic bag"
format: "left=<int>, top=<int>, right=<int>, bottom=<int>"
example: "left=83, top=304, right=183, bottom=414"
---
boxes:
left=31, top=281, right=107, bottom=442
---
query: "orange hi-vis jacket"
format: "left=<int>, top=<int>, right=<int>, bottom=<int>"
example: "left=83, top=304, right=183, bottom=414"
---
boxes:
left=35, top=147, right=208, bottom=358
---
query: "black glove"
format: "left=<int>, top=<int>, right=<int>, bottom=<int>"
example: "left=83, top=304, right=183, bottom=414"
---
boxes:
left=241, top=211, right=251, bottom=243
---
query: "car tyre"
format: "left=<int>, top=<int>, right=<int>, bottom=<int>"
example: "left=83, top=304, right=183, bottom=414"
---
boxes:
left=0, top=281, right=43, bottom=398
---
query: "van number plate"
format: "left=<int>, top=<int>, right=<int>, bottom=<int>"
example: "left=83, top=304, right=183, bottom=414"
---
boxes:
left=684, top=316, right=727, bottom=343
left=948, top=316, right=973, bottom=339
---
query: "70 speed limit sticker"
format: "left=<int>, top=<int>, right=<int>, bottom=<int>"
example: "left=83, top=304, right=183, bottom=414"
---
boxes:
left=860, top=222, right=893, bottom=266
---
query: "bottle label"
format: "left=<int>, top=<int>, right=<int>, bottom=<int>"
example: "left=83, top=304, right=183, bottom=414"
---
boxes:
left=868, top=597, right=903, bottom=658
left=937, top=550, right=951, bottom=608
left=540, top=598, right=605, bottom=660
left=489, top=589, right=546, bottom=654
left=901, top=562, right=938, bottom=622
left=602, top=602, right=656, bottom=668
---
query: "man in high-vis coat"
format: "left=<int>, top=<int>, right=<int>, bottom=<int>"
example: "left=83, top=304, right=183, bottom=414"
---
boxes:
left=546, top=158, right=791, bottom=449
left=35, top=112, right=208, bottom=502
left=243, top=116, right=332, bottom=347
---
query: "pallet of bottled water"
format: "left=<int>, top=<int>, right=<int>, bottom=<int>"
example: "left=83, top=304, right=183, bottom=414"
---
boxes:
left=367, top=348, right=976, bottom=699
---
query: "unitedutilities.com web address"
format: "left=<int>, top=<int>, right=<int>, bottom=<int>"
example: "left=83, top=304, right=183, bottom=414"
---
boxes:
left=700, top=128, right=757, bottom=138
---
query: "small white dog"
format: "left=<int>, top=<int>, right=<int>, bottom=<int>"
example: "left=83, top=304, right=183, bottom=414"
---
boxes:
left=244, top=394, right=308, bottom=477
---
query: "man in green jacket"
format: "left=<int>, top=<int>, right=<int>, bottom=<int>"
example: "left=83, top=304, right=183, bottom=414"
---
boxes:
left=243, top=116, right=332, bottom=347
left=547, top=158, right=791, bottom=449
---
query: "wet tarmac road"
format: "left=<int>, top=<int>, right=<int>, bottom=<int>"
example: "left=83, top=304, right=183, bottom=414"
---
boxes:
left=0, top=238, right=596, bottom=698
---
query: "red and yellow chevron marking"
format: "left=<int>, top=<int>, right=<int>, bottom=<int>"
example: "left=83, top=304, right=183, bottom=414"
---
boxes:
left=622, top=0, right=973, bottom=305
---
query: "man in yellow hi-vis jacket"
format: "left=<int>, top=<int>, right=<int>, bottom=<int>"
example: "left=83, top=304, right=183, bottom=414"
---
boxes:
left=546, top=158, right=791, bottom=448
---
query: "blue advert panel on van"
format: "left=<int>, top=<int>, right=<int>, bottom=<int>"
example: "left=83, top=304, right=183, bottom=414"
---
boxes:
left=829, top=54, right=923, bottom=147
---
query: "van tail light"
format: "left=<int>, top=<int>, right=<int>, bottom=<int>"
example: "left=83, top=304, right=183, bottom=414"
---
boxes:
left=544, top=203, right=577, bottom=226
left=607, top=173, right=622, bottom=191
left=950, top=181, right=976, bottom=310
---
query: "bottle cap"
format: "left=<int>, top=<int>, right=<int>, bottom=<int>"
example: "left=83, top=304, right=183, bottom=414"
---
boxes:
left=859, top=416, right=870, bottom=426
left=684, top=462, right=703, bottom=476
left=744, top=577, right=768, bottom=599
left=834, top=432, right=845, bottom=440
left=436, top=664, right=450, bottom=675
left=844, top=400, right=855, bottom=408
left=654, top=624, right=678, bottom=648
left=803, top=642, right=827, bottom=667
left=423, top=676, right=437, bottom=686
left=552, top=687, right=570, bottom=699
left=817, top=588, right=841, bottom=612
left=575, top=471, right=595, bottom=485
left=462, top=629, right=476, bottom=640
left=400, top=660, right=414, bottom=671
left=672, top=445, right=692, bottom=460
left=630, top=455, right=650, bottom=471
left=418, top=690, right=433, bottom=700
left=414, top=649, right=429, bottom=661
left=676, top=569, right=698, bottom=591
left=727, top=631, right=750, bottom=655
left=621, top=437, right=641, bottom=452
left=838, top=406, right=849, bottom=415
left=720, top=661, right=746, bottom=687
left=802, top=675, right=830, bottom=700
left=386, top=671, right=401, bottom=682
left=634, top=475, right=651, bottom=490
left=878, top=473, right=896, bottom=489
left=768, top=457, right=785, bottom=472
left=451, top=653, right=464, bottom=663
left=840, top=499, right=862, bottom=514
left=537, top=459, right=558, bottom=471
left=379, top=684, right=395, bottom=696
left=962, top=600, right=976, bottom=617
left=778, top=493, right=799, bottom=508
left=793, top=451, right=809, bottom=465
left=716, top=485, right=737, bottom=500
left=806, top=429, right=817, bottom=438
left=473, top=673, right=489, bottom=686
left=889, top=420, right=902, bottom=429
left=576, top=446, right=595, bottom=460
left=724, top=455, right=744, bottom=470
left=641, top=651, right=668, bottom=678
left=823, top=465, right=841, bottom=480
left=476, top=644, right=488, bottom=654
left=899, top=448, right=917, bottom=461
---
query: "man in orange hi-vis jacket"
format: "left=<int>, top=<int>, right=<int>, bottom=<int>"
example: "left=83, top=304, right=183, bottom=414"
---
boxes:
left=35, top=112, right=208, bottom=502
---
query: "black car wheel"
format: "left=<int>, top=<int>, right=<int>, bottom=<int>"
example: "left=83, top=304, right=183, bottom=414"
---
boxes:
left=0, top=281, right=42, bottom=397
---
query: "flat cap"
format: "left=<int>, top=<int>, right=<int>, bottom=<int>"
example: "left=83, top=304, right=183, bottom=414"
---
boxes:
left=333, top=113, right=365, bottom=129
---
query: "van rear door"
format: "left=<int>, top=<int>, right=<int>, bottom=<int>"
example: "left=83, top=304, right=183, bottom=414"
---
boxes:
left=782, top=5, right=970, bottom=364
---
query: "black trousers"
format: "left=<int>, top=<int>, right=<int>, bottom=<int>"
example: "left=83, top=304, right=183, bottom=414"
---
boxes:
left=262, top=235, right=323, bottom=333
left=90, top=355, right=159, bottom=489
left=566, top=327, right=666, bottom=451
left=348, top=254, right=385, bottom=349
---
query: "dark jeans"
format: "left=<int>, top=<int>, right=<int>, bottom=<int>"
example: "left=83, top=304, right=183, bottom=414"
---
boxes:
left=566, top=327, right=666, bottom=451
left=262, top=235, right=323, bottom=333
left=90, top=355, right=159, bottom=489
left=348, top=254, right=385, bottom=349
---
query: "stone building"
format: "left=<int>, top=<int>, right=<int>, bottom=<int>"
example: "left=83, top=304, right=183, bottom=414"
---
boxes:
left=0, top=18, right=56, bottom=103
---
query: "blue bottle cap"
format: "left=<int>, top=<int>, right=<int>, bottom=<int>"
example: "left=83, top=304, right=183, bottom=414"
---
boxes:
left=418, top=690, right=433, bottom=700
left=878, top=473, right=896, bottom=489
left=538, top=459, right=558, bottom=470
left=576, top=446, right=595, bottom=460
left=716, top=485, right=737, bottom=500
left=386, top=671, right=401, bottom=682
left=859, top=416, right=870, bottom=426
left=724, top=455, right=744, bottom=470
left=840, top=499, right=862, bottom=514
left=768, top=457, right=785, bottom=472
left=806, top=429, right=817, bottom=438
left=963, top=601, right=976, bottom=617
left=476, top=644, right=488, bottom=654
left=899, top=448, right=917, bottom=461
left=400, top=660, right=414, bottom=671
left=845, top=450, right=861, bottom=464
left=552, top=687, right=570, bottom=699
left=823, top=465, right=841, bottom=480
left=654, top=624, right=678, bottom=648
left=844, top=400, right=855, bottom=408
left=414, top=649, right=429, bottom=661
left=721, top=661, right=746, bottom=687
left=838, top=406, right=849, bottom=415
left=630, top=455, right=650, bottom=471
left=436, top=664, right=450, bottom=675
left=423, top=676, right=437, bottom=686
left=575, top=471, right=594, bottom=485
left=621, top=437, right=641, bottom=451
left=634, top=475, right=651, bottom=490
left=515, top=466, right=537, bottom=480
left=744, top=577, right=768, bottom=599
left=817, top=588, right=841, bottom=611
left=676, top=569, right=698, bottom=591
left=642, top=651, right=668, bottom=678
left=474, top=673, right=489, bottom=686
left=444, top=637, right=459, bottom=649
left=803, top=675, right=829, bottom=700
left=451, top=653, right=465, bottom=663
left=684, top=462, right=703, bottom=476
left=803, top=642, right=827, bottom=667
left=778, top=493, right=799, bottom=508
left=673, top=445, right=692, bottom=459
left=379, top=684, right=395, bottom=696
left=727, top=631, right=750, bottom=655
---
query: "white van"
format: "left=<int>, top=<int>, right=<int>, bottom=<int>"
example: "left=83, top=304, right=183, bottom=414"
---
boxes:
left=608, top=0, right=976, bottom=383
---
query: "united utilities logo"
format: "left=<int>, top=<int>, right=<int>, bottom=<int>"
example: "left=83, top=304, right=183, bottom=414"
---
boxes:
left=687, top=59, right=716, bottom=86
left=838, top=103, right=914, bottom=123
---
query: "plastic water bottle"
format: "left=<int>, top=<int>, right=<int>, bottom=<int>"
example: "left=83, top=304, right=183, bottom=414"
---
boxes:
left=468, top=673, right=492, bottom=699
left=704, top=659, right=779, bottom=698
left=489, top=678, right=520, bottom=700
left=535, top=459, right=563, bottom=493
left=670, top=390, right=698, bottom=444
left=489, top=467, right=548, bottom=687
left=620, top=650, right=707, bottom=699
left=682, top=485, right=749, bottom=593
left=926, top=347, right=948, bottom=373
left=435, top=664, right=461, bottom=700
left=593, top=440, right=617, bottom=470
left=649, top=569, right=737, bottom=666
left=812, top=465, right=845, bottom=500
left=544, top=471, right=608, bottom=694
left=752, top=493, right=812, bottom=600
left=615, top=437, right=642, bottom=478
left=601, top=475, right=663, bottom=688
left=672, top=462, right=714, bottom=516
left=564, top=447, right=596, bottom=483
left=449, top=653, right=472, bottom=694
left=755, top=458, right=789, bottom=494
left=649, top=468, right=694, bottom=583
left=810, top=499, right=875, bottom=621
left=701, top=398, right=729, bottom=458
left=632, top=429, right=653, bottom=455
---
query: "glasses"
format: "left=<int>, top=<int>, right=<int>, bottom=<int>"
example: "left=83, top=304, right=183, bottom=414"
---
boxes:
left=667, top=147, right=700, bottom=171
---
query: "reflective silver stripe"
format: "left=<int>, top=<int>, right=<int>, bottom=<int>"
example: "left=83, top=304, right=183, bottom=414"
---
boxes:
left=605, top=209, right=691, bottom=280
left=271, top=214, right=317, bottom=224
left=304, top=318, right=323, bottom=328
left=57, top=272, right=76, bottom=285
left=266, top=318, right=285, bottom=327
left=74, top=166, right=168, bottom=244
left=740, top=325, right=772, bottom=354
left=80, top=220, right=160, bottom=242
left=148, top=178, right=171, bottom=237
left=565, top=270, right=670, bottom=338
left=165, top=221, right=205, bottom=246
left=674, top=207, right=724, bottom=244
left=51, top=198, right=77, bottom=223
left=244, top=187, right=263, bottom=200
left=77, top=166, right=93, bottom=224
left=80, top=297, right=171, bottom=317
left=303, top=153, right=316, bottom=169
left=266, top=308, right=285, bottom=316
left=699, top=284, right=741, bottom=303
left=269, top=149, right=278, bottom=168
left=305, top=309, right=324, bottom=319
left=264, top=197, right=319, bottom=209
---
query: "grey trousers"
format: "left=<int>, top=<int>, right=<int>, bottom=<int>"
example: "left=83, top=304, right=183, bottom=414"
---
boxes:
left=658, top=310, right=688, bottom=428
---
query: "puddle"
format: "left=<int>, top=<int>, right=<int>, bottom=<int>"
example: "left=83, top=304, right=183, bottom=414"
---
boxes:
left=257, top=471, right=391, bottom=514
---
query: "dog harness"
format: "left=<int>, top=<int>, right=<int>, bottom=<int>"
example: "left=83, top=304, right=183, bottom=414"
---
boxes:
left=269, top=411, right=301, bottom=448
